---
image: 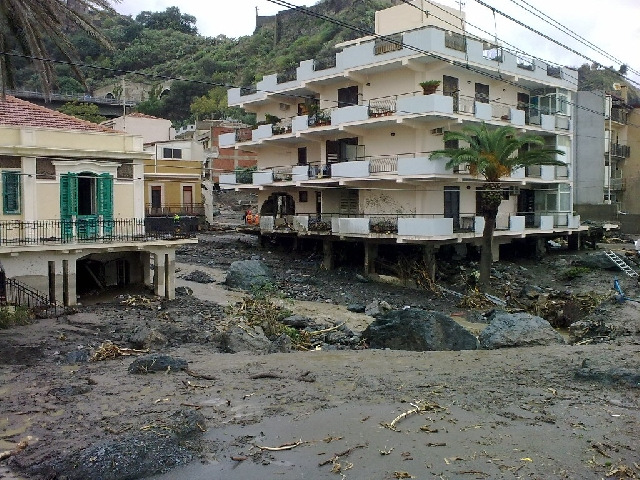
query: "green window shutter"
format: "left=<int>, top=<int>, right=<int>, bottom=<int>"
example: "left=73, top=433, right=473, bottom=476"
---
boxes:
left=60, top=173, right=78, bottom=219
left=2, top=171, right=21, bottom=215
left=97, top=173, right=113, bottom=219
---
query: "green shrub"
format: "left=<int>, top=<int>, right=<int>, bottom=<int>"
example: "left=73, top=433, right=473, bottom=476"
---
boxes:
left=0, top=306, right=33, bottom=329
left=561, top=266, right=590, bottom=280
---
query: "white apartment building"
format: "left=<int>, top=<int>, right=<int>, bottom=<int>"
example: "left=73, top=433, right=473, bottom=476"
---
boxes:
left=220, top=1, right=582, bottom=271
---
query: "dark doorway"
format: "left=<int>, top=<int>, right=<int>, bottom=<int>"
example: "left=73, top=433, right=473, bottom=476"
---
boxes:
left=337, top=86, right=359, bottom=108
left=443, top=75, right=459, bottom=112
left=77, top=175, right=96, bottom=215
left=297, top=147, right=308, bottom=166
left=475, top=83, right=489, bottom=103
left=517, top=189, right=536, bottom=227
left=260, top=192, right=296, bottom=217
left=444, top=186, right=460, bottom=229
left=517, top=92, right=530, bottom=123
left=326, top=137, right=361, bottom=163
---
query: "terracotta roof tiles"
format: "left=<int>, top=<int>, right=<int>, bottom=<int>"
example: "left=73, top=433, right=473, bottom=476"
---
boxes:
left=0, top=95, right=115, bottom=133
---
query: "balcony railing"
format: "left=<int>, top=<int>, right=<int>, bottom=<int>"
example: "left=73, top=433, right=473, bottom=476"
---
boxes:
left=610, top=108, right=628, bottom=124
left=444, top=31, right=466, bottom=52
left=308, top=163, right=332, bottom=179
left=516, top=54, right=535, bottom=71
left=609, top=143, right=631, bottom=158
left=307, top=109, right=332, bottom=127
left=276, top=68, right=297, bottom=84
left=272, top=117, right=293, bottom=135
left=239, top=85, right=257, bottom=96
left=546, top=66, right=562, bottom=79
left=0, top=218, right=195, bottom=247
left=609, top=177, right=626, bottom=191
left=273, top=166, right=293, bottom=182
left=313, top=57, right=337, bottom=71
left=369, top=156, right=398, bottom=174
left=368, top=97, right=397, bottom=117
left=235, top=129, right=253, bottom=142
left=374, top=33, right=403, bottom=55
left=482, top=44, right=503, bottom=62
left=145, top=203, right=205, bottom=217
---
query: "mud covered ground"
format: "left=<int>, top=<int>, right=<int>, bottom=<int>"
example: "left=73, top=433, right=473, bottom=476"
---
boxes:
left=1, top=229, right=639, bottom=480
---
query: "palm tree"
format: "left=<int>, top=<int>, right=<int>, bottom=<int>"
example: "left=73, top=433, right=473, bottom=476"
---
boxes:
left=0, top=0, right=117, bottom=97
left=430, top=123, right=565, bottom=291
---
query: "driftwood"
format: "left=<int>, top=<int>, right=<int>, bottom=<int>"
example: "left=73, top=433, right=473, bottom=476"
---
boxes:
left=256, top=439, right=303, bottom=451
left=383, top=401, right=445, bottom=431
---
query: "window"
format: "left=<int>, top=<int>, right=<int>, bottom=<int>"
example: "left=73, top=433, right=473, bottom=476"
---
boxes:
left=163, top=148, right=182, bottom=159
left=298, top=147, right=308, bottom=166
left=2, top=171, right=21, bottom=214
left=337, top=86, right=358, bottom=108
left=299, top=191, right=308, bottom=202
left=475, top=83, right=489, bottom=103
left=444, top=139, right=459, bottom=149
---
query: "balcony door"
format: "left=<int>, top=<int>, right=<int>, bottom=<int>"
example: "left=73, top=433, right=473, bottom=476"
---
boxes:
left=183, top=185, right=193, bottom=214
left=517, top=189, right=536, bottom=227
left=339, top=189, right=359, bottom=216
left=326, top=137, right=361, bottom=163
left=60, top=172, right=113, bottom=238
left=151, top=186, right=162, bottom=212
left=444, top=186, right=460, bottom=229
left=337, top=86, right=358, bottom=108
left=443, top=75, right=459, bottom=112
left=517, top=92, right=530, bottom=123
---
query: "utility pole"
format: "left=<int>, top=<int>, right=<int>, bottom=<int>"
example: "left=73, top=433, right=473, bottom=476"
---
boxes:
left=606, top=93, right=612, bottom=205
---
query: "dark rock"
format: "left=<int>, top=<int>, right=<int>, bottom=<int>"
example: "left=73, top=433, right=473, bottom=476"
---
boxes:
left=175, top=286, right=193, bottom=296
left=64, top=349, right=90, bottom=364
left=30, top=432, right=193, bottom=480
left=573, top=253, right=619, bottom=271
left=347, top=303, right=366, bottom=313
left=519, top=284, right=544, bottom=299
left=362, top=309, right=478, bottom=351
left=220, top=325, right=272, bottom=353
left=355, top=274, right=370, bottom=283
left=268, top=333, right=292, bottom=353
left=128, top=354, right=188, bottom=374
left=365, top=300, right=392, bottom=317
left=225, top=260, right=274, bottom=291
left=281, top=314, right=314, bottom=328
left=576, top=362, right=640, bottom=388
left=167, top=409, right=207, bottom=439
left=129, top=327, right=168, bottom=349
left=47, top=385, right=92, bottom=397
left=181, top=270, right=215, bottom=284
left=479, top=311, right=565, bottom=349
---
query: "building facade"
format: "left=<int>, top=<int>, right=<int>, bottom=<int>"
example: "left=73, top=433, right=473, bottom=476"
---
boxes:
left=0, top=96, right=195, bottom=306
left=220, top=1, right=582, bottom=270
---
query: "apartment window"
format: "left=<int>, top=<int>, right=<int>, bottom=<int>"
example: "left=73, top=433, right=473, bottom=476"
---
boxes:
left=2, top=171, right=20, bottom=214
left=475, top=83, right=489, bottom=103
left=163, top=148, right=182, bottom=159
left=444, top=139, right=459, bottom=149
left=337, top=86, right=359, bottom=108
left=298, top=147, right=308, bottom=166
left=299, top=191, right=308, bottom=203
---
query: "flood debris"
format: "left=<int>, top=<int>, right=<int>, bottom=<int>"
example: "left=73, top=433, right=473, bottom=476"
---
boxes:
left=382, top=401, right=446, bottom=431
left=91, top=341, right=149, bottom=361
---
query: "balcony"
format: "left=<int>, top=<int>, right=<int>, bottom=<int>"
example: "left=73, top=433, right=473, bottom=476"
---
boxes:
left=482, top=44, right=503, bottom=63
left=145, top=203, right=205, bottom=217
left=546, top=66, right=562, bottom=79
left=516, top=54, right=535, bottom=71
left=608, top=176, right=626, bottom=191
left=374, top=33, right=403, bottom=55
left=610, top=108, right=628, bottom=124
left=0, top=218, right=195, bottom=247
left=368, top=97, right=397, bottom=117
left=609, top=143, right=631, bottom=158
left=313, top=56, right=337, bottom=71
left=276, top=68, right=297, bottom=84
left=444, top=31, right=466, bottom=52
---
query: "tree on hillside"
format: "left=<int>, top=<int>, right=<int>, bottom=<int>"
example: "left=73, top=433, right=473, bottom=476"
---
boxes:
left=430, top=123, right=564, bottom=291
left=135, top=7, right=197, bottom=35
left=0, top=0, right=116, bottom=97
left=190, top=87, right=228, bottom=120
left=58, top=101, right=107, bottom=124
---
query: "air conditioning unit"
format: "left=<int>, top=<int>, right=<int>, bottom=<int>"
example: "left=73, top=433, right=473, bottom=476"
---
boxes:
left=279, top=103, right=291, bottom=111
left=430, top=127, right=444, bottom=135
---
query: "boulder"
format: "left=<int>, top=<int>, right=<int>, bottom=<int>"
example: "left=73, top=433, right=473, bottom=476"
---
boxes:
left=479, top=311, right=565, bottom=349
left=362, top=309, right=478, bottom=351
left=365, top=300, right=393, bottom=317
left=281, top=314, right=315, bottom=328
left=573, top=253, right=619, bottom=271
left=225, top=260, right=274, bottom=291
left=128, top=354, right=188, bottom=374
left=220, top=325, right=272, bottom=353
left=347, top=303, right=366, bottom=313
left=128, top=327, right=168, bottom=349
left=268, top=333, right=292, bottom=353
left=575, top=359, right=640, bottom=388
left=175, top=286, right=193, bottom=296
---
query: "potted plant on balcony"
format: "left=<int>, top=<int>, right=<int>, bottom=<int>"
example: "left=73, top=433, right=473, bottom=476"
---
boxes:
left=419, top=80, right=441, bottom=95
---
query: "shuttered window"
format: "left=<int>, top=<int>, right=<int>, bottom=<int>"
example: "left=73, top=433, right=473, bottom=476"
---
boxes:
left=2, top=171, right=21, bottom=215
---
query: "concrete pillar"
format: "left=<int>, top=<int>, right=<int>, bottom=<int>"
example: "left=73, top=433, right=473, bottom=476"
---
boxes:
left=22, top=157, right=37, bottom=223
left=491, top=241, right=500, bottom=262
left=165, top=250, right=176, bottom=300
left=535, top=238, right=547, bottom=259
left=141, top=251, right=152, bottom=287
left=48, top=261, right=56, bottom=304
left=568, top=233, right=580, bottom=251
left=153, top=252, right=165, bottom=297
left=364, top=243, right=378, bottom=275
left=63, top=260, right=69, bottom=307
left=422, top=245, right=437, bottom=282
left=323, top=239, right=334, bottom=270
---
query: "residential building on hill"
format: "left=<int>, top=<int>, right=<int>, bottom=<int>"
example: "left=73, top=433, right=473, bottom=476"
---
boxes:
left=220, top=0, right=583, bottom=272
left=0, top=96, right=196, bottom=306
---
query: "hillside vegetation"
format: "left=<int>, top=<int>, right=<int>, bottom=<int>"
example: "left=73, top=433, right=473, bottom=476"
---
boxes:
left=14, top=0, right=638, bottom=124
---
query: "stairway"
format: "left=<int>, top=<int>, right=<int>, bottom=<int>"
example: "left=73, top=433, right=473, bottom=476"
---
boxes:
left=604, top=251, right=639, bottom=278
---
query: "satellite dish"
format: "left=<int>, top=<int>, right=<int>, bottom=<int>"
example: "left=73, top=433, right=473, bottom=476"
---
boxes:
left=613, top=82, right=622, bottom=90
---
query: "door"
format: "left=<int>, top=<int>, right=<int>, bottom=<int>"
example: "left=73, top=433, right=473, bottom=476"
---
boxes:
left=475, top=83, right=489, bottom=103
left=444, top=186, right=460, bottom=230
left=297, top=147, right=307, bottom=166
left=337, top=86, right=358, bottom=108
left=183, top=185, right=193, bottom=213
left=339, top=189, right=359, bottom=216
left=151, top=186, right=162, bottom=213
left=443, top=75, right=459, bottom=112
left=517, top=189, right=536, bottom=227
left=315, top=191, right=322, bottom=219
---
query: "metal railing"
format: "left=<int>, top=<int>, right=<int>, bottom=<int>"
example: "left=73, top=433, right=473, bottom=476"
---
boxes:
left=308, top=163, right=332, bottom=179
left=272, top=117, right=293, bottom=135
left=276, top=68, right=297, bottom=84
left=546, top=66, right=562, bottom=79
left=369, top=156, right=398, bottom=174
left=273, top=166, right=293, bottom=182
left=307, top=109, right=332, bottom=127
left=374, top=33, right=403, bottom=55
left=368, top=98, right=397, bottom=117
left=3, top=277, right=63, bottom=317
left=0, top=218, right=195, bottom=246
left=483, top=44, right=503, bottom=62
left=235, top=129, right=253, bottom=142
left=609, top=177, right=626, bottom=191
left=609, top=143, right=631, bottom=158
left=445, top=32, right=466, bottom=52
left=145, top=204, right=205, bottom=217
left=313, top=57, right=337, bottom=71
left=610, top=108, right=628, bottom=124
left=516, top=54, right=535, bottom=71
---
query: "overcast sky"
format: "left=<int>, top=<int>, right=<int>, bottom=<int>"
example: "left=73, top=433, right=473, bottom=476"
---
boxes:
left=114, top=0, right=640, bottom=83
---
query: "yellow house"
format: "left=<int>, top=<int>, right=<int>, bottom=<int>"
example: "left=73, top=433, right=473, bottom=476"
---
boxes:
left=0, top=96, right=196, bottom=306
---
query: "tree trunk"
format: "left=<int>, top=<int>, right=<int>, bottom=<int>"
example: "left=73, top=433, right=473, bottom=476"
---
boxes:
left=478, top=182, right=503, bottom=292
left=479, top=210, right=497, bottom=291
